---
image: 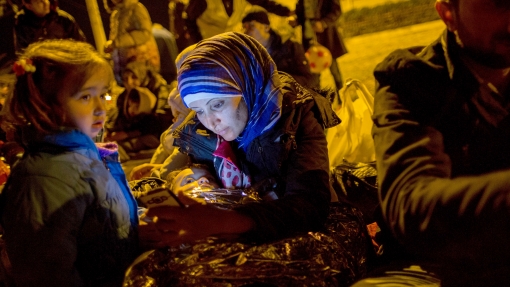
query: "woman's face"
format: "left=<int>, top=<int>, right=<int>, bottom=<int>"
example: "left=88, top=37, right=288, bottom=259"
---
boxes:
left=188, top=95, right=248, bottom=141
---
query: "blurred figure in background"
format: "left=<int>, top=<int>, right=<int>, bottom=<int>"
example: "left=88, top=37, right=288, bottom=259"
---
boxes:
left=242, top=6, right=318, bottom=89
left=15, top=0, right=86, bottom=52
left=152, top=23, right=179, bottom=85
left=294, top=0, right=347, bottom=90
left=184, top=0, right=294, bottom=46
left=0, top=0, right=17, bottom=69
left=105, top=61, right=173, bottom=162
left=104, top=0, right=160, bottom=85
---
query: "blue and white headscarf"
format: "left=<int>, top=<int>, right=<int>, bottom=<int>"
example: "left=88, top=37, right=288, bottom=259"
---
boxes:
left=178, top=32, right=283, bottom=152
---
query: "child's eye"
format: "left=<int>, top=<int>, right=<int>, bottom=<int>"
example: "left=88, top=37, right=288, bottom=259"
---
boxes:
left=81, top=94, right=91, bottom=101
left=195, top=109, right=204, bottom=116
left=185, top=177, right=195, bottom=184
left=100, top=93, right=109, bottom=100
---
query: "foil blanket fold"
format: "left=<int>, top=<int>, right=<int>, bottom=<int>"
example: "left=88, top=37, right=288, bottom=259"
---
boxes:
left=124, top=202, right=368, bottom=287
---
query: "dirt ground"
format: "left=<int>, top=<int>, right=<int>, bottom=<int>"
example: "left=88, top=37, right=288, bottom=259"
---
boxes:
left=320, top=19, right=446, bottom=95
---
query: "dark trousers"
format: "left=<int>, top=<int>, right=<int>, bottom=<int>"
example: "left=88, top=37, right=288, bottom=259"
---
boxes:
left=330, top=58, right=343, bottom=90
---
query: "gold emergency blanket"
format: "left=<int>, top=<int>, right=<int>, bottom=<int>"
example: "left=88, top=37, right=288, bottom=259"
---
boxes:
left=124, top=198, right=369, bottom=287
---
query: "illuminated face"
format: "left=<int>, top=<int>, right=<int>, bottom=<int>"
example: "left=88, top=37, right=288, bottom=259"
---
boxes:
left=59, top=69, right=109, bottom=138
left=453, top=0, right=510, bottom=68
left=172, top=166, right=220, bottom=194
left=188, top=96, right=248, bottom=141
left=122, top=71, right=141, bottom=91
left=25, top=0, right=50, bottom=17
left=243, top=21, right=271, bottom=47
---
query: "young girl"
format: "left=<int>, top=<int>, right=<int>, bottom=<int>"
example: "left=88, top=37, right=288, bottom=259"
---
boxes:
left=0, top=40, right=139, bottom=286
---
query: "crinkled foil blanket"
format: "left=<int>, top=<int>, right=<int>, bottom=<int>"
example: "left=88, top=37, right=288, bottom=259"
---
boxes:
left=124, top=201, right=368, bottom=287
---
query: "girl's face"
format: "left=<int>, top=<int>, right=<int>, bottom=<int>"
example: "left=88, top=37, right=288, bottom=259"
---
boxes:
left=188, top=95, right=248, bottom=141
left=59, top=69, right=109, bottom=138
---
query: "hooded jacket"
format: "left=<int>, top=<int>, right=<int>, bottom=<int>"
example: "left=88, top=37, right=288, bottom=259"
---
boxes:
left=0, top=129, right=139, bottom=286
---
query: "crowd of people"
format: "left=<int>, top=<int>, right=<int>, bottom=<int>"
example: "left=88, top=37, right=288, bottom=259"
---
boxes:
left=0, top=0, right=509, bottom=286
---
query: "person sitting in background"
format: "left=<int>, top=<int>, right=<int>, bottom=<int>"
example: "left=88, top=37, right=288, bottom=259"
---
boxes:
left=351, top=0, right=510, bottom=286
left=15, top=0, right=86, bottom=52
left=105, top=64, right=173, bottom=161
left=184, top=0, right=294, bottom=45
left=104, top=0, right=160, bottom=85
left=152, top=23, right=179, bottom=85
left=242, top=6, right=318, bottom=89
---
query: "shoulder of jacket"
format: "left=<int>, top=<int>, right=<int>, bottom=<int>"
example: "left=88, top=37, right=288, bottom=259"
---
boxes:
left=374, top=36, right=445, bottom=84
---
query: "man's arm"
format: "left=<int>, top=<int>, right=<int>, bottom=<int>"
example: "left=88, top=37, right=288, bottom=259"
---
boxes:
left=373, top=49, right=510, bottom=265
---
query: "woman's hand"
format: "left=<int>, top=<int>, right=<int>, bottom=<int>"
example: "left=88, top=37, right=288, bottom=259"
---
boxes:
left=143, top=193, right=255, bottom=246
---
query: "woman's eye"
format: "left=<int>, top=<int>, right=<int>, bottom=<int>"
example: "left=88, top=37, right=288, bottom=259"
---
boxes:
left=195, top=110, right=204, bottom=116
left=185, top=178, right=195, bottom=184
left=81, top=94, right=91, bottom=101
left=100, top=93, right=109, bottom=100
left=212, top=101, right=224, bottom=109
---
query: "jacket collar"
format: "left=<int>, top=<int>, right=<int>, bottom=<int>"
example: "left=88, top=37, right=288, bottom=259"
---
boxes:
left=22, top=127, right=99, bottom=158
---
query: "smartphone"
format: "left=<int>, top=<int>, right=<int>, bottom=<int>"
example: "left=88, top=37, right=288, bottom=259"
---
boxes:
left=138, top=187, right=186, bottom=208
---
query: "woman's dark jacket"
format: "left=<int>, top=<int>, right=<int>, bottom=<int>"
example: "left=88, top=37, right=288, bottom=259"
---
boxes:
left=173, top=74, right=340, bottom=242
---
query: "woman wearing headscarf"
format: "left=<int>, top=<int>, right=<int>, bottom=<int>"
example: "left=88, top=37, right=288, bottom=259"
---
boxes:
left=143, top=32, right=342, bottom=244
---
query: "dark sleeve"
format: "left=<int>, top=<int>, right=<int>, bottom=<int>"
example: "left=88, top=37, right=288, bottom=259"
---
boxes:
left=2, top=175, right=92, bottom=286
left=247, top=0, right=292, bottom=16
left=235, top=107, right=331, bottom=242
left=184, top=0, right=207, bottom=44
left=319, top=0, right=341, bottom=27
left=286, top=40, right=318, bottom=89
left=373, top=50, right=510, bottom=264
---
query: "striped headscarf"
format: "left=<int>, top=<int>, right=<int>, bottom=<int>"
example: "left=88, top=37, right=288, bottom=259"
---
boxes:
left=177, top=32, right=283, bottom=152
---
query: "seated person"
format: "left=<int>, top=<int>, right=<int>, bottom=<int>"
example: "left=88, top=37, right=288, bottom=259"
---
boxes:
left=242, top=6, right=318, bottom=89
left=105, top=61, right=173, bottom=161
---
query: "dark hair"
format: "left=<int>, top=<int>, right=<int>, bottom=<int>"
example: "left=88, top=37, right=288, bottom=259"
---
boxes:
left=242, top=6, right=270, bottom=25
left=6, top=39, right=113, bottom=135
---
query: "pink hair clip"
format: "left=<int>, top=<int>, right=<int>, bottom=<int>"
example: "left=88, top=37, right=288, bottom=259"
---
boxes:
left=13, top=58, right=36, bottom=76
